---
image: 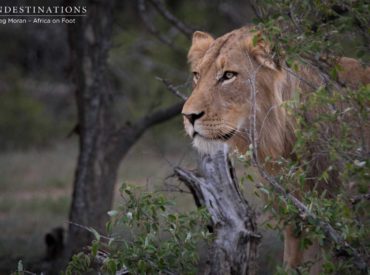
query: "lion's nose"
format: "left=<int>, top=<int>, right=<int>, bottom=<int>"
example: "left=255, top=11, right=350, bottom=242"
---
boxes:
left=182, top=111, right=205, bottom=125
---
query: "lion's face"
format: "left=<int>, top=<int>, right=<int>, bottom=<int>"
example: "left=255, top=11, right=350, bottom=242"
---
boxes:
left=182, top=27, right=283, bottom=155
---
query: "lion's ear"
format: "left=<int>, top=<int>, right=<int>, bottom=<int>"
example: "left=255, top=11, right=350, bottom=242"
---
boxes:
left=245, top=33, right=279, bottom=71
left=188, top=31, right=214, bottom=65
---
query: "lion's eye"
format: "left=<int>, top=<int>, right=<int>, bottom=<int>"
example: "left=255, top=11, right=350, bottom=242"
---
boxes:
left=222, top=71, right=237, bottom=81
left=193, top=72, right=200, bottom=83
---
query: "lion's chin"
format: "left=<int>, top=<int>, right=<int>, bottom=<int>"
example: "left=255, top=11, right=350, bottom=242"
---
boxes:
left=192, top=136, right=229, bottom=155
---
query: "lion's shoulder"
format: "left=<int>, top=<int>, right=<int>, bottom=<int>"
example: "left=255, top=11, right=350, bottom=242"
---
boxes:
left=337, top=57, right=370, bottom=88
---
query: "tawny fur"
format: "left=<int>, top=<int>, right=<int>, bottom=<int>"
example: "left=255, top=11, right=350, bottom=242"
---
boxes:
left=182, top=26, right=370, bottom=272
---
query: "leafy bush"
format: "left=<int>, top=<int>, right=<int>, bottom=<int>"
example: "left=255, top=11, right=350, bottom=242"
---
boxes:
left=251, top=85, right=370, bottom=274
left=65, top=185, right=211, bottom=275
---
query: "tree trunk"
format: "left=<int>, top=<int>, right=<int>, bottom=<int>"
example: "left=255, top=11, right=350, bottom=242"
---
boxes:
left=65, top=0, right=183, bottom=256
left=66, top=0, right=117, bottom=254
left=175, top=148, right=260, bottom=275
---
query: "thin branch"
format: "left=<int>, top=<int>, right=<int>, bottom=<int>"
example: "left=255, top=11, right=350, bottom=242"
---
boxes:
left=113, top=75, right=186, bottom=162
left=156, top=77, right=188, bottom=100
left=282, top=65, right=319, bottom=91
left=351, top=193, right=370, bottom=205
left=218, top=2, right=245, bottom=26
left=161, top=174, right=192, bottom=194
left=94, top=250, right=129, bottom=274
left=288, top=3, right=303, bottom=34
left=137, top=0, right=183, bottom=52
left=68, top=221, right=115, bottom=243
left=254, top=164, right=368, bottom=272
left=115, top=101, right=183, bottom=150
left=147, top=0, right=193, bottom=38
left=68, top=222, right=129, bottom=274
left=137, top=101, right=183, bottom=130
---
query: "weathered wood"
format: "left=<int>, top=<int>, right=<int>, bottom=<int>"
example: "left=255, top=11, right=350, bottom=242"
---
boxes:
left=175, top=147, right=260, bottom=275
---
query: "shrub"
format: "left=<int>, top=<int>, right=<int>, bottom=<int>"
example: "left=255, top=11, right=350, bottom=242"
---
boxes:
left=64, top=184, right=212, bottom=275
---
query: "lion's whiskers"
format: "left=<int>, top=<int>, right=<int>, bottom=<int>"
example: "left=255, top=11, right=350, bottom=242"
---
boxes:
left=218, top=124, right=251, bottom=143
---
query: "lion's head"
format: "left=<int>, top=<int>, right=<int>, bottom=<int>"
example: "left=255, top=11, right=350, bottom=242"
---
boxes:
left=182, top=27, right=295, bottom=159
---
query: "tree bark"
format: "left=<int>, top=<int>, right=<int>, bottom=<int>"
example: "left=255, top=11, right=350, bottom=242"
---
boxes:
left=66, top=0, right=116, bottom=255
left=175, top=148, right=260, bottom=275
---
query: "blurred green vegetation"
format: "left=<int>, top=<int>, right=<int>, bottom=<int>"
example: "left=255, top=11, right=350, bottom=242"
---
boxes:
left=0, top=88, right=52, bottom=150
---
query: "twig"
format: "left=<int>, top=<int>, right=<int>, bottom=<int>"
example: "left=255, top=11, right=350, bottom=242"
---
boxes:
left=288, top=3, right=303, bottom=34
left=156, top=77, right=188, bottom=100
left=68, top=222, right=129, bottom=274
left=147, top=0, right=193, bottom=38
left=351, top=193, right=370, bottom=205
left=161, top=176, right=192, bottom=194
left=137, top=0, right=183, bottom=52
left=94, top=250, right=129, bottom=274
left=68, top=221, right=115, bottom=242
left=282, top=65, right=318, bottom=91
left=218, top=2, right=244, bottom=26
left=255, top=164, right=368, bottom=272
left=248, top=0, right=264, bottom=20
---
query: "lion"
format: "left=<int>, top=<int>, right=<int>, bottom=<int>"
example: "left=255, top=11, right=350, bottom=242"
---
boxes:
left=181, top=26, right=370, bottom=273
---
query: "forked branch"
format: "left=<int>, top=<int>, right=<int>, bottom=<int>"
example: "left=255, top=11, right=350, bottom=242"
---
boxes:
left=175, top=148, right=260, bottom=275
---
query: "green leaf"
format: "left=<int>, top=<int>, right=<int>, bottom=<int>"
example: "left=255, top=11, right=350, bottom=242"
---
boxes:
left=106, top=259, right=117, bottom=274
left=138, top=260, right=146, bottom=272
left=252, top=34, right=259, bottom=47
left=246, top=174, right=254, bottom=182
left=91, top=240, right=99, bottom=257
left=88, top=227, right=101, bottom=241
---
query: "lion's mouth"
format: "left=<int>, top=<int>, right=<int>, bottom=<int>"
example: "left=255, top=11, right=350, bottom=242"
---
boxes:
left=193, top=129, right=236, bottom=141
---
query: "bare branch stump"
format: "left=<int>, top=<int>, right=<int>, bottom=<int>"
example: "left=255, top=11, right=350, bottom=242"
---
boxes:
left=175, top=149, right=260, bottom=275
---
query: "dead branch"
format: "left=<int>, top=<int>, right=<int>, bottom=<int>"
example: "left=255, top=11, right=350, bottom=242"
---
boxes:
left=175, top=148, right=260, bottom=275
left=156, top=77, right=188, bottom=100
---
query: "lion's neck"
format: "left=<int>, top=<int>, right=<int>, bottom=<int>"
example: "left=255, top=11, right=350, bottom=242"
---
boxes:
left=231, top=64, right=325, bottom=167
left=257, top=65, right=324, bottom=163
